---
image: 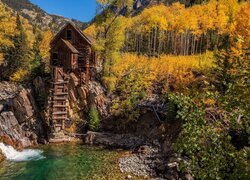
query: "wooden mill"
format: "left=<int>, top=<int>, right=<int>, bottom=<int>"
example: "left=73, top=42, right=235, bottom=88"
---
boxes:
left=49, top=22, right=96, bottom=134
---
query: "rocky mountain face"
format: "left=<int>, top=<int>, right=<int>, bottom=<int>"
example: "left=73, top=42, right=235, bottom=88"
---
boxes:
left=1, top=0, right=87, bottom=32
left=133, top=0, right=207, bottom=12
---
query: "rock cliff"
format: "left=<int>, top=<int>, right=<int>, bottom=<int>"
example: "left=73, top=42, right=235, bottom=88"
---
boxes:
left=0, top=81, right=46, bottom=149
left=62, top=73, right=108, bottom=133
left=0, top=70, right=109, bottom=146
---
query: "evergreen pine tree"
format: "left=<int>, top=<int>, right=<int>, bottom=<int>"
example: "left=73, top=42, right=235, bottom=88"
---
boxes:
left=31, top=25, right=43, bottom=76
left=212, top=50, right=232, bottom=94
left=88, top=105, right=100, bottom=131
left=15, top=13, right=30, bottom=69
left=4, top=13, right=31, bottom=81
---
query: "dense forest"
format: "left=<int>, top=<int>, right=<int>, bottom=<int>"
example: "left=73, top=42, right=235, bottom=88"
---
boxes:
left=85, top=0, right=250, bottom=178
left=0, top=1, right=52, bottom=81
left=0, top=0, right=249, bottom=179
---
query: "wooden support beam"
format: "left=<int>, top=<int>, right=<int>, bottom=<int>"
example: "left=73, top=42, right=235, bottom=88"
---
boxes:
left=53, top=97, right=67, bottom=101
left=52, top=117, right=67, bottom=120
left=52, top=81, right=69, bottom=85
left=53, top=105, right=67, bottom=108
left=54, top=92, right=68, bottom=95
left=53, top=112, right=67, bottom=115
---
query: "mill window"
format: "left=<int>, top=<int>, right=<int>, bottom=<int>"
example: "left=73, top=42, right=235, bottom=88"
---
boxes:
left=66, top=30, right=72, bottom=40
left=52, top=53, right=58, bottom=66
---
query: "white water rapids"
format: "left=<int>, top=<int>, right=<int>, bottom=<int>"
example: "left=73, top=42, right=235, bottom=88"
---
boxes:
left=0, top=143, right=44, bottom=162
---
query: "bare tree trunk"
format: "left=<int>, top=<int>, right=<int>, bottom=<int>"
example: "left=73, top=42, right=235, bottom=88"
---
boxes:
left=200, top=34, right=203, bottom=54
left=187, top=30, right=190, bottom=55
left=153, top=27, right=157, bottom=56
left=148, top=31, right=151, bottom=56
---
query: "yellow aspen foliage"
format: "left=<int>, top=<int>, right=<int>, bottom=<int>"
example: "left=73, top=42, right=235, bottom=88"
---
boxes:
left=84, top=24, right=97, bottom=38
left=233, top=2, right=250, bottom=50
left=0, top=2, right=16, bottom=47
left=9, top=68, right=29, bottom=82
left=110, top=52, right=214, bottom=119
left=39, top=30, right=53, bottom=73
left=186, top=8, right=198, bottom=33
left=40, top=30, right=53, bottom=60
left=88, top=0, right=246, bottom=56
left=112, top=53, right=214, bottom=93
left=212, top=1, right=229, bottom=34
left=22, top=18, right=35, bottom=47
left=140, top=4, right=169, bottom=31
left=0, top=53, right=4, bottom=64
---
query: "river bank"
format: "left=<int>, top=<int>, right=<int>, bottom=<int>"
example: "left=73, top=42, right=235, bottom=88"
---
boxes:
left=0, top=131, right=186, bottom=179
left=82, top=131, right=186, bottom=179
left=0, top=80, right=186, bottom=179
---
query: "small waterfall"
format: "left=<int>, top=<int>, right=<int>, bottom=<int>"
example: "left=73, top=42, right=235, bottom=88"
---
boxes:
left=0, top=143, right=44, bottom=162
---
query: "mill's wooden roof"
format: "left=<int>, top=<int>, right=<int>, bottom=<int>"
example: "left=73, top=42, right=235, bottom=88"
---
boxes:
left=61, top=39, right=79, bottom=54
left=51, top=22, right=94, bottom=45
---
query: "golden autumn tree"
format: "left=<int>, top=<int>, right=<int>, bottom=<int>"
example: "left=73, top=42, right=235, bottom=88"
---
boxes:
left=39, top=30, right=53, bottom=73
left=3, top=13, right=33, bottom=82
left=0, top=2, right=16, bottom=64
left=95, top=0, right=134, bottom=91
left=123, top=0, right=245, bottom=56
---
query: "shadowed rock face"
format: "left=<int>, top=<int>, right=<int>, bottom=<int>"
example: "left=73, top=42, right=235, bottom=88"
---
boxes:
left=0, top=111, right=33, bottom=148
left=67, top=73, right=109, bottom=127
left=0, top=81, right=46, bottom=148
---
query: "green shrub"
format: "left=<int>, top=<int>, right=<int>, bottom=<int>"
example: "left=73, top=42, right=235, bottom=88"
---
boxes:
left=170, top=94, right=249, bottom=179
left=165, top=100, right=177, bottom=122
left=88, top=105, right=100, bottom=131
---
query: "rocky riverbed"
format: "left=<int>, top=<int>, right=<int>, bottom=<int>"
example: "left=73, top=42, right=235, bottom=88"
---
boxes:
left=83, top=131, right=188, bottom=179
left=119, top=145, right=162, bottom=177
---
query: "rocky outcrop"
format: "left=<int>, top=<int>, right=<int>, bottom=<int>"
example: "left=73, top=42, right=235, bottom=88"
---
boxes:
left=0, top=81, right=46, bottom=148
left=65, top=73, right=108, bottom=132
left=84, top=131, right=145, bottom=149
left=0, top=81, right=22, bottom=101
left=0, top=111, right=33, bottom=148
left=12, top=88, right=45, bottom=143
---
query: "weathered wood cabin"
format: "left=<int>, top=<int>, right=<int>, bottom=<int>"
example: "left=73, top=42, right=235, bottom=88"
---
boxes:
left=50, top=22, right=96, bottom=77
left=49, top=22, right=96, bottom=134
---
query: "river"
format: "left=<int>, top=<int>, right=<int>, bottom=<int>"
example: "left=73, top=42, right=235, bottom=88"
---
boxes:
left=0, top=143, right=127, bottom=179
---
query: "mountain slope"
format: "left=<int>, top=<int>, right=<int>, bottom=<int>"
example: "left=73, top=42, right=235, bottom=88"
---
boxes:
left=133, top=0, right=208, bottom=13
left=1, top=0, right=87, bottom=32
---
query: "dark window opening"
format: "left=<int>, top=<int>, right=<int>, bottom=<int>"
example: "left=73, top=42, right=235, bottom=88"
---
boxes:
left=52, top=53, right=58, bottom=66
left=66, top=30, right=72, bottom=40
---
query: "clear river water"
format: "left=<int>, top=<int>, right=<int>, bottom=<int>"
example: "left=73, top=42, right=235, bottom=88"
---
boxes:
left=0, top=143, right=127, bottom=180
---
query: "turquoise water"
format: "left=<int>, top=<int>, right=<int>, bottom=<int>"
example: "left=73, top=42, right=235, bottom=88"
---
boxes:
left=0, top=144, right=125, bottom=180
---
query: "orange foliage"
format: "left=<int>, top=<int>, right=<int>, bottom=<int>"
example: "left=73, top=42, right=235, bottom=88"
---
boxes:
left=111, top=52, right=214, bottom=93
left=128, top=1, right=239, bottom=36
left=109, top=53, right=214, bottom=119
